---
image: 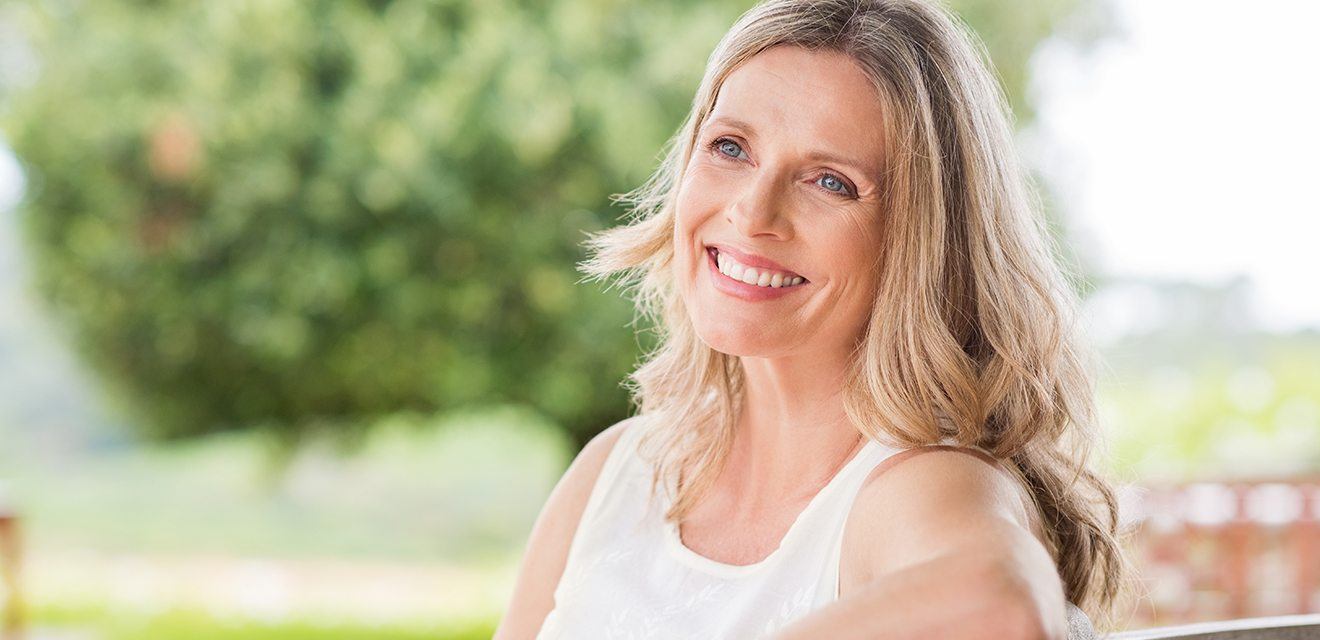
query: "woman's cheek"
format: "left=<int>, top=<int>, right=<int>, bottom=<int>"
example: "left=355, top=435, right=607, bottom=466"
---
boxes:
left=687, top=162, right=737, bottom=205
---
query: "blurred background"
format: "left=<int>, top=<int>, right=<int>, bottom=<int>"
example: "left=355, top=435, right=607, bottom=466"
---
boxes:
left=0, top=0, right=1316, bottom=638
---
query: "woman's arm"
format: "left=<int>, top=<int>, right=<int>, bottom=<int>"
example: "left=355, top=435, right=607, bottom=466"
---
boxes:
left=771, top=448, right=1069, bottom=640
left=491, top=419, right=634, bottom=640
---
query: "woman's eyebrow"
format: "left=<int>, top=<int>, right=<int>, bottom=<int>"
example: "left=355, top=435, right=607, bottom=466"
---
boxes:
left=804, top=150, right=874, bottom=178
left=704, top=115, right=758, bottom=136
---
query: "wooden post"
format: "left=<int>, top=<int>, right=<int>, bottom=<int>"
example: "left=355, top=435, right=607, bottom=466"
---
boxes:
left=1223, top=485, right=1252, bottom=618
left=1297, top=484, right=1318, bottom=614
left=0, top=505, right=22, bottom=639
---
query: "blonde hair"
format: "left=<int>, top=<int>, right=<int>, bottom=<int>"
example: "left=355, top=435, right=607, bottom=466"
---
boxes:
left=578, top=0, right=1134, bottom=629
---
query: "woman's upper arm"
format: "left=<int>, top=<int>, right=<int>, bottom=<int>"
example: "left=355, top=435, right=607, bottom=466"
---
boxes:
left=843, top=446, right=1067, bottom=638
left=491, top=417, right=636, bottom=640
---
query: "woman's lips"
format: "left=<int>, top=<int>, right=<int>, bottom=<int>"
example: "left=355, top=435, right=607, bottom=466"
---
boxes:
left=705, top=244, right=806, bottom=280
left=705, top=246, right=809, bottom=301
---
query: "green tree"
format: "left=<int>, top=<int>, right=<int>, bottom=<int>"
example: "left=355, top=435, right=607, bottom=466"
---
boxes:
left=1, top=0, right=1094, bottom=448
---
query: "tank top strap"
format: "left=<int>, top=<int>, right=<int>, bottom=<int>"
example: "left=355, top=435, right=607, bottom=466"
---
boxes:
left=805, top=438, right=909, bottom=600
left=935, top=434, right=995, bottom=456
left=819, top=434, right=1005, bottom=600
left=574, top=416, right=650, bottom=533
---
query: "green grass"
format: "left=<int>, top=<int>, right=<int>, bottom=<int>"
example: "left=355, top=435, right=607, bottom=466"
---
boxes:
left=3, top=405, right=572, bottom=563
left=32, top=602, right=496, bottom=640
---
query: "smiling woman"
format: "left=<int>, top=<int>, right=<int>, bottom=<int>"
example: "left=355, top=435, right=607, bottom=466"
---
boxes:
left=495, top=1, right=1133, bottom=639
left=675, top=46, right=889, bottom=360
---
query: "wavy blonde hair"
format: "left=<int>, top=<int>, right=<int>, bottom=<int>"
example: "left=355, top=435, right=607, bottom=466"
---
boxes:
left=578, top=0, right=1134, bottom=629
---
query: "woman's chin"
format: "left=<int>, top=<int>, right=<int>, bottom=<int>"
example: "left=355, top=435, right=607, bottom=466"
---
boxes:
left=692, top=321, right=789, bottom=358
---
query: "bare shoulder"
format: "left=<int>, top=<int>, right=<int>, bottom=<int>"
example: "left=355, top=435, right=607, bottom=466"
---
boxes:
left=492, top=416, right=641, bottom=640
left=838, top=444, right=1069, bottom=638
left=841, top=444, right=1048, bottom=588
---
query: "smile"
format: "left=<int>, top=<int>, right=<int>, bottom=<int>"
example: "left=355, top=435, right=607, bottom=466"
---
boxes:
left=705, top=246, right=810, bottom=301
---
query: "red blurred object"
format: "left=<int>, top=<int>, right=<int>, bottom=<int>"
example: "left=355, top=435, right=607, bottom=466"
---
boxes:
left=0, top=507, right=21, bottom=640
left=1126, top=478, right=1320, bottom=627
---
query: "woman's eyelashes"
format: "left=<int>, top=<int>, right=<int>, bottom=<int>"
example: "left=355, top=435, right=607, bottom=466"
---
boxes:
left=706, top=136, right=858, bottom=199
left=711, top=137, right=749, bottom=162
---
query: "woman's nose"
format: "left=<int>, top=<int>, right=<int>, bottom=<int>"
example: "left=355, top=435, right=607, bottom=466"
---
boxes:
left=726, top=171, right=792, bottom=239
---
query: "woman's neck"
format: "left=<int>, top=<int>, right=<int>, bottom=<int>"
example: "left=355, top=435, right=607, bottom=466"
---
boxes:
left=729, top=349, right=865, bottom=507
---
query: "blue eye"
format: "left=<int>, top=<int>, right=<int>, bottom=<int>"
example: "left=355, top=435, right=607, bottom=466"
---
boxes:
left=819, top=174, right=849, bottom=195
left=710, top=137, right=747, bottom=161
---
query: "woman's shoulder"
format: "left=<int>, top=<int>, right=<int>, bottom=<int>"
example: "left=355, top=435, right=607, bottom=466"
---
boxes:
left=538, top=414, right=646, bottom=545
left=858, top=443, right=1041, bottom=535
left=839, top=444, right=1067, bottom=635
left=492, top=415, right=643, bottom=640
left=567, top=415, right=645, bottom=492
left=841, top=442, right=1048, bottom=584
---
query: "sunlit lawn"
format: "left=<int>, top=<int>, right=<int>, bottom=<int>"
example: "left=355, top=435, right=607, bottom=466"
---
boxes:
left=1, top=406, right=570, bottom=640
left=3, top=336, right=1317, bottom=637
left=32, top=603, right=494, bottom=640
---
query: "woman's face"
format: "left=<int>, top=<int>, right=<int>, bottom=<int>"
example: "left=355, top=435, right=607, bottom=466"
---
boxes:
left=674, top=45, right=889, bottom=359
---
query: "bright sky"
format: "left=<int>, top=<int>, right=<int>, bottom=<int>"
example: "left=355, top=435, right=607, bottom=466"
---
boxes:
left=1026, top=0, right=1320, bottom=332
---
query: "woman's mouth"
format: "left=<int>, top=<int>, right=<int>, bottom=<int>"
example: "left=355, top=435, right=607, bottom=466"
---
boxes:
left=704, top=246, right=810, bottom=301
left=705, top=246, right=808, bottom=288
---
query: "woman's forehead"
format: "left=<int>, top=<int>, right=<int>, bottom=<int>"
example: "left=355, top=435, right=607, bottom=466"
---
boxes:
left=705, top=46, right=888, bottom=167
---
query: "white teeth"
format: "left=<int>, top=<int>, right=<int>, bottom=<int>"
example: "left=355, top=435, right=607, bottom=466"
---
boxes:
left=713, top=250, right=805, bottom=289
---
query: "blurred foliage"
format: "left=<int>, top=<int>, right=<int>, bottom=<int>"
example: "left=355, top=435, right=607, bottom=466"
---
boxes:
left=0, top=0, right=1089, bottom=446
left=1101, top=334, right=1320, bottom=482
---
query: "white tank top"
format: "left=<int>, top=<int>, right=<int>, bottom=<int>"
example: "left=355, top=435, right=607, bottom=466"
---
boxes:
left=536, top=418, right=917, bottom=639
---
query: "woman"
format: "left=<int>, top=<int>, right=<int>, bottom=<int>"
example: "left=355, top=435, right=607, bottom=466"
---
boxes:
left=497, top=0, right=1132, bottom=638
